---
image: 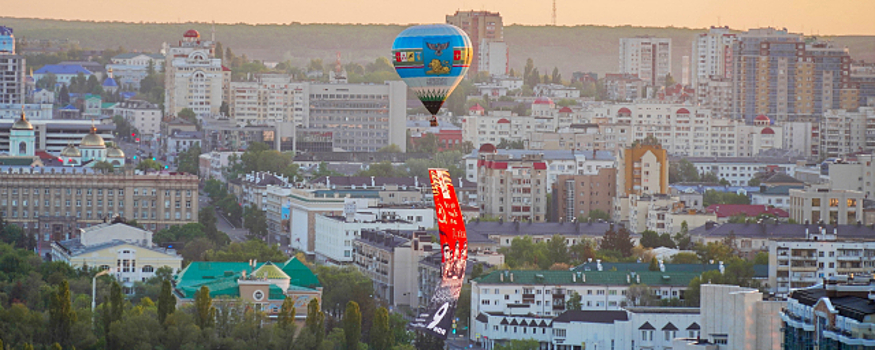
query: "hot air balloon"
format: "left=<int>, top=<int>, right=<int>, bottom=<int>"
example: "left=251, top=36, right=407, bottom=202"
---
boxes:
left=392, top=24, right=472, bottom=126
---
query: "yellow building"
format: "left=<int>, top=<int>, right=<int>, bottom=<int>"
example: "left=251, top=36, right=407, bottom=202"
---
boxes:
left=50, top=222, right=183, bottom=292
left=620, top=144, right=669, bottom=197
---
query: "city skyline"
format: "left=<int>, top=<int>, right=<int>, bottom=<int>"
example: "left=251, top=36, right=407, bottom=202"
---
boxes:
left=3, top=0, right=874, bottom=35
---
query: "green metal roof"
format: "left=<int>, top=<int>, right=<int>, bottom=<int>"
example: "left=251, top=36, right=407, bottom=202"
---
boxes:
left=253, top=262, right=290, bottom=280
left=174, top=258, right=320, bottom=299
left=473, top=269, right=703, bottom=287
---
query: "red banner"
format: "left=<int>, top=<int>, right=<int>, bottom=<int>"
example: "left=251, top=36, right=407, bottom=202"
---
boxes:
left=410, top=168, right=468, bottom=339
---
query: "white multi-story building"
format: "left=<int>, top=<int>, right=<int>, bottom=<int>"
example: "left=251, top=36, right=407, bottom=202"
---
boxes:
left=163, top=29, right=226, bottom=117
left=0, top=104, right=53, bottom=120
left=110, top=52, right=165, bottom=70
left=789, top=184, right=865, bottom=225
left=314, top=214, right=421, bottom=265
left=228, top=74, right=307, bottom=126
left=0, top=26, right=25, bottom=105
left=768, top=228, right=875, bottom=296
left=780, top=276, right=875, bottom=350
left=691, top=26, right=737, bottom=88
left=474, top=307, right=701, bottom=350
left=0, top=118, right=116, bottom=154
left=112, top=100, right=162, bottom=138
left=619, top=37, right=672, bottom=86
left=478, top=39, right=508, bottom=77
left=828, top=154, right=875, bottom=200
left=303, top=81, right=407, bottom=152
left=673, top=284, right=784, bottom=350
left=820, top=107, right=875, bottom=158
left=683, top=155, right=802, bottom=186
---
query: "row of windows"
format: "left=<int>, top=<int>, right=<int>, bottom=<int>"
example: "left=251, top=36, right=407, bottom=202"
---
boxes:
left=1, top=188, right=194, bottom=197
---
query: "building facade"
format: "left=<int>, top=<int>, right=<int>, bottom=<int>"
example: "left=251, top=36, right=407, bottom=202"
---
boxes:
left=353, top=229, right=434, bottom=307
left=691, top=26, right=736, bottom=88
left=163, top=29, right=225, bottom=117
left=228, top=74, right=307, bottom=126
left=0, top=26, right=25, bottom=105
left=619, top=37, right=672, bottom=86
left=0, top=168, right=199, bottom=243
left=781, top=276, right=875, bottom=350
left=445, top=10, right=503, bottom=74
left=112, top=99, right=162, bottom=138
left=476, top=151, right=548, bottom=222
left=551, top=168, right=617, bottom=222
left=789, top=184, right=865, bottom=225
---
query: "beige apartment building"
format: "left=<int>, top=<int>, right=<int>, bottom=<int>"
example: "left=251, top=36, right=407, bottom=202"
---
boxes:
left=789, top=184, right=865, bottom=225
left=353, top=229, right=434, bottom=308
left=0, top=167, right=199, bottom=245
left=551, top=168, right=617, bottom=222
left=477, top=151, right=548, bottom=222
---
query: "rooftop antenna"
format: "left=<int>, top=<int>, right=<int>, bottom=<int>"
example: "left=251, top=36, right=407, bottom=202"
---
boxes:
left=552, top=0, right=557, bottom=26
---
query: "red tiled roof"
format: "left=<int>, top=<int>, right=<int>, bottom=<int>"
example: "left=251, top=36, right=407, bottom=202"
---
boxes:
left=469, top=103, right=485, bottom=111
left=755, top=114, right=770, bottom=121
left=497, top=118, right=511, bottom=124
left=559, top=106, right=573, bottom=113
left=618, top=107, right=632, bottom=114
left=222, top=65, right=231, bottom=71
left=705, top=204, right=789, bottom=218
left=533, top=97, right=553, bottom=105
left=676, top=108, right=690, bottom=114
left=533, top=162, right=547, bottom=170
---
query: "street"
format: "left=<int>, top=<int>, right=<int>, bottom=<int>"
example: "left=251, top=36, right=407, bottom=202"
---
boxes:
left=199, top=195, right=249, bottom=242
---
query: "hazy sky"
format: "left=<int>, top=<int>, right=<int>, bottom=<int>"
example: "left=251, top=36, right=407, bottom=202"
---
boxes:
left=4, top=0, right=874, bottom=35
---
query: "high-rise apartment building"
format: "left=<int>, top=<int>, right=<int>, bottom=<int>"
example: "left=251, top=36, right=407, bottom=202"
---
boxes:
left=619, top=37, right=672, bottom=86
left=446, top=10, right=503, bottom=74
left=478, top=39, right=508, bottom=77
left=163, top=29, right=227, bottom=117
left=228, top=74, right=307, bottom=126
left=691, top=26, right=737, bottom=87
left=0, top=26, right=26, bottom=105
left=476, top=150, right=548, bottom=222
left=731, top=28, right=853, bottom=123
left=819, top=106, right=875, bottom=158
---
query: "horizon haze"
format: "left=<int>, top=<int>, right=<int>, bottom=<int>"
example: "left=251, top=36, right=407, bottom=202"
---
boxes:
left=4, top=0, right=875, bottom=36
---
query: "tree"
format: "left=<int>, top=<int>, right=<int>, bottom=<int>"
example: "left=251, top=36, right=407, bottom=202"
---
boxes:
left=664, top=73, right=676, bottom=87
left=565, top=291, right=582, bottom=311
left=669, top=159, right=700, bottom=183
left=194, top=286, right=215, bottom=329
left=377, top=144, right=402, bottom=153
left=370, top=307, right=393, bottom=350
left=649, top=257, right=660, bottom=271
left=304, top=299, right=325, bottom=348
left=670, top=252, right=700, bottom=264
left=243, top=205, right=268, bottom=239
left=640, top=230, right=661, bottom=248
left=49, top=280, right=77, bottom=347
left=176, top=144, right=201, bottom=175
left=157, top=279, right=175, bottom=325
left=110, top=281, right=124, bottom=324
left=277, top=296, right=297, bottom=331
left=92, top=160, right=116, bottom=173
left=355, top=160, right=399, bottom=177
left=674, top=221, right=692, bottom=250
left=343, top=301, right=362, bottom=350
left=625, top=284, right=656, bottom=306
left=748, top=178, right=762, bottom=186
left=136, top=158, right=163, bottom=171
left=551, top=67, right=562, bottom=84
left=600, top=225, right=634, bottom=257
left=586, top=209, right=610, bottom=222
left=545, top=234, right=569, bottom=267
left=496, top=138, right=525, bottom=149
left=205, top=239, right=287, bottom=262
left=178, top=108, right=197, bottom=124
left=754, top=251, right=769, bottom=265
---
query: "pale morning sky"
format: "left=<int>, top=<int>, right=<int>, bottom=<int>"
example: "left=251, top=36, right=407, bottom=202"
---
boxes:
left=3, top=0, right=874, bottom=35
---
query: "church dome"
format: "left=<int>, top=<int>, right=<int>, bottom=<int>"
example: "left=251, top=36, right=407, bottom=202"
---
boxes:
left=107, top=146, right=125, bottom=158
left=61, top=144, right=81, bottom=157
left=12, top=111, right=33, bottom=130
left=80, top=125, right=106, bottom=148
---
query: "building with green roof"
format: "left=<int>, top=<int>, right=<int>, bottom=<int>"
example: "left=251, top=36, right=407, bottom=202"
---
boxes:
left=174, top=257, right=321, bottom=321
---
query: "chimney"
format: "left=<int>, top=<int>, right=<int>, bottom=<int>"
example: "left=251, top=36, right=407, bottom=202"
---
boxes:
left=510, top=273, right=514, bottom=282
left=326, top=176, right=331, bottom=188
left=636, top=274, right=640, bottom=283
left=371, top=176, right=375, bottom=187
left=719, top=261, right=725, bottom=274
left=597, top=259, right=603, bottom=271
left=500, top=272, right=504, bottom=282
left=659, top=260, right=665, bottom=272
left=805, top=228, right=810, bottom=240
left=414, top=176, right=419, bottom=188
left=515, top=221, right=520, bottom=231
left=573, top=273, right=577, bottom=282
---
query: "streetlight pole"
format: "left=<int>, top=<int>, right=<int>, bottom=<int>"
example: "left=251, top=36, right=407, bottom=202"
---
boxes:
left=92, top=268, right=112, bottom=324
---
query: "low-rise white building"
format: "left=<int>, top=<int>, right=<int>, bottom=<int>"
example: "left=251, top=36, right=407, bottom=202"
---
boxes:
left=314, top=214, right=421, bottom=265
left=112, top=100, right=162, bottom=138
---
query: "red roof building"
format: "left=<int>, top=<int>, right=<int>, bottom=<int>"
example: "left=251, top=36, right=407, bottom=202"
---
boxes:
left=705, top=204, right=789, bottom=219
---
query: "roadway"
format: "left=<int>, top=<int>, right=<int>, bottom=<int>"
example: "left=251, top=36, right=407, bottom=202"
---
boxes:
left=199, top=195, right=249, bottom=242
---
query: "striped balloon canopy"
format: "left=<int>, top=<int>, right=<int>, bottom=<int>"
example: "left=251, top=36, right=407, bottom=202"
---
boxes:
left=392, top=24, right=472, bottom=126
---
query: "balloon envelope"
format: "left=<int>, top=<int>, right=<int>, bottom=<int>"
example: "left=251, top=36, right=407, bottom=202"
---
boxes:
left=392, top=24, right=472, bottom=120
